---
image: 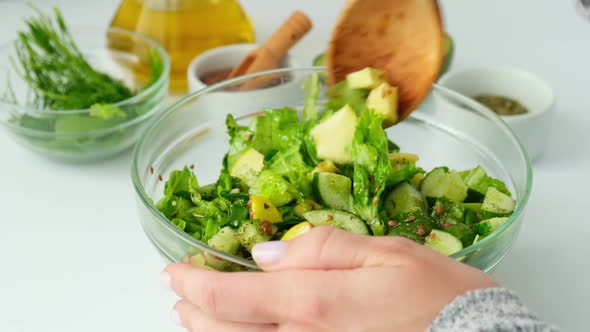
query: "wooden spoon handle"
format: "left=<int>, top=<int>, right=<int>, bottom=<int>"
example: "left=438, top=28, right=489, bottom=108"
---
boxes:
left=264, top=11, right=312, bottom=57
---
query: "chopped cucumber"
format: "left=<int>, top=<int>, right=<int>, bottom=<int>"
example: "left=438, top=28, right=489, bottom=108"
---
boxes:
left=387, top=212, right=435, bottom=243
left=204, top=227, right=242, bottom=270
left=421, top=168, right=468, bottom=203
left=303, top=209, right=369, bottom=235
left=425, top=229, right=463, bottom=256
left=444, top=223, right=476, bottom=247
left=384, top=182, right=426, bottom=217
left=293, top=199, right=320, bottom=217
left=431, top=198, right=465, bottom=225
left=313, top=172, right=352, bottom=211
left=481, top=187, right=515, bottom=214
left=237, top=220, right=277, bottom=252
left=207, top=226, right=241, bottom=255
left=473, top=217, right=509, bottom=237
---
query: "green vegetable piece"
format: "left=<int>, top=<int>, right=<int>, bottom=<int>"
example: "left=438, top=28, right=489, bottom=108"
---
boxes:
left=250, top=116, right=273, bottom=155
left=268, top=146, right=314, bottom=198
left=89, top=104, right=127, bottom=120
left=350, top=110, right=392, bottom=235
left=204, top=227, right=242, bottom=271
left=430, top=198, right=465, bottom=226
left=208, top=226, right=241, bottom=255
left=325, top=80, right=369, bottom=113
left=293, top=199, right=320, bottom=218
left=473, top=217, right=509, bottom=237
left=443, top=223, right=476, bottom=247
left=237, top=220, right=277, bottom=252
left=481, top=187, right=515, bottom=214
left=54, top=115, right=119, bottom=133
left=250, top=170, right=297, bottom=207
left=387, top=212, right=435, bottom=243
left=425, top=229, right=463, bottom=256
left=164, top=166, right=199, bottom=199
left=439, top=33, right=454, bottom=77
left=302, top=71, right=320, bottom=121
left=313, top=172, right=353, bottom=211
left=303, top=209, right=369, bottom=235
left=171, top=218, right=187, bottom=231
left=384, top=182, right=427, bottom=217
left=460, top=166, right=511, bottom=197
left=421, top=168, right=468, bottom=203
left=312, top=52, right=325, bottom=66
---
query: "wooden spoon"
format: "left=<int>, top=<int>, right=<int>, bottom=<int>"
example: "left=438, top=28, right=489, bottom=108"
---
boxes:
left=327, top=0, right=444, bottom=120
left=227, top=11, right=312, bottom=90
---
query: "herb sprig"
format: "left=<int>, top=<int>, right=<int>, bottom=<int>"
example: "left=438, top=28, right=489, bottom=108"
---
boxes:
left=12, top=7, right=133, bottom=110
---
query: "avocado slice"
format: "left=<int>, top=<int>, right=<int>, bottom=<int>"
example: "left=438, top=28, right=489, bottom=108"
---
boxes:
left=229, top=148, right=264, bottom=187
left=367, top=82, right=399, bottom=126
left=310, top=104, right=358, bottom=164
left=346, top=67, right=385, bottom=89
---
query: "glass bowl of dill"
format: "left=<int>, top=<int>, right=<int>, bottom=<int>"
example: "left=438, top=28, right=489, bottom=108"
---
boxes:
left=0, top=8, right=170, bottom=161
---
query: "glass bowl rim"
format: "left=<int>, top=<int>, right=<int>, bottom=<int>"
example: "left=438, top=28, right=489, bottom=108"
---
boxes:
left=131, top=66, right=533, bottom=268
left=0, top=26, right=171, bottom=135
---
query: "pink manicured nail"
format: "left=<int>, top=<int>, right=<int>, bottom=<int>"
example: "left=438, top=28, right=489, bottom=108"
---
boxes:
left=160, top=271, right=171, bottom=290
left=252, top=241, right=287, bottom=265
left=170, top=309, right=182, bottom=326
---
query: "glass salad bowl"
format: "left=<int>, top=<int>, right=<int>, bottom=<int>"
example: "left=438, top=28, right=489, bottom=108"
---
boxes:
left=0, top=27, right=170, bottom=161
left=131, top=67, right=532, bottom=272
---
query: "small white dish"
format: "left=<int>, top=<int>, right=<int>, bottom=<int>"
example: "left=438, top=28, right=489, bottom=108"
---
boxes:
left=437, top=66, right=556, bottom=161
left=185, top=43, right=304, bottom=121
left=187, top=43, right=300, bottom=93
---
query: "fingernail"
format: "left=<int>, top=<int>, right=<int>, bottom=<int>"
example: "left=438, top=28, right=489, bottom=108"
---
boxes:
left=170, top=309, right=182, bottom=326
left=252, top=241, right=287, bottom=265
left=160, top=271, right=171, bottom=290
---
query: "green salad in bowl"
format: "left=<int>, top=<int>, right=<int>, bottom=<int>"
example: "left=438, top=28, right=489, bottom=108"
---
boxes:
left=135, top=67, right=527, bottom=272
left=157, top=68, right=516, bottom=270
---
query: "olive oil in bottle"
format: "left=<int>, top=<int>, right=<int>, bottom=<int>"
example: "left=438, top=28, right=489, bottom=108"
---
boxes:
left=110, top=0, right=255, bottom=92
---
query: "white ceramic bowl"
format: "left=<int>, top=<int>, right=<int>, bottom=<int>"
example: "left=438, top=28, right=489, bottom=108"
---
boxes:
left=437, top=66, right=555, bottom=161
left=187, top=43, right=300, bottom=92
left=184, top=44, right=305, bottom=121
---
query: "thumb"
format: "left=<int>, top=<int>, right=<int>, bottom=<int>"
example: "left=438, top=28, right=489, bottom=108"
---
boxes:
left=251, top=226, right=419, bottom=271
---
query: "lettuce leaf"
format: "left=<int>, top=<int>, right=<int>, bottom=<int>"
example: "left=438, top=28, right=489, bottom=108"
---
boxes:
left=268, top=146, right=314, bottom=198
left=226, top=114, right=254, bottom=168
left=350, top=111, right=392, bottom=235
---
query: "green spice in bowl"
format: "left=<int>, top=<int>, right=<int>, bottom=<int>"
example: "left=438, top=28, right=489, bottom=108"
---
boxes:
left=0, top=8, right=170, bottom=161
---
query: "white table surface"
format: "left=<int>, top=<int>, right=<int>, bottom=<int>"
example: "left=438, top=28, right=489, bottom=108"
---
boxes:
left=1, top=0, right=589, bottom=331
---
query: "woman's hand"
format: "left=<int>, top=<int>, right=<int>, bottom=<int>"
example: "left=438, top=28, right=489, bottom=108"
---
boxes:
left=161, top=226, right=496, bottom=332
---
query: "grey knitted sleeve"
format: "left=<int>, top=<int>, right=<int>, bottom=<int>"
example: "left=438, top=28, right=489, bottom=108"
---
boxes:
left=428, top=288, right=560, bottom=332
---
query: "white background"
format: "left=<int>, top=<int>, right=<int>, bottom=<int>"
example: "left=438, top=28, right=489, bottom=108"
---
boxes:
left=1, top=0, right=589, bottom=331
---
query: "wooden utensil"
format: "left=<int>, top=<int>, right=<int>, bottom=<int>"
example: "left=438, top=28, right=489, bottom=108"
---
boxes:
left=327, top=0, right=444, bottom=120
left=227, top=10, right=312, bottom=87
